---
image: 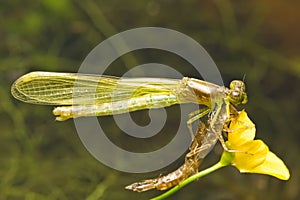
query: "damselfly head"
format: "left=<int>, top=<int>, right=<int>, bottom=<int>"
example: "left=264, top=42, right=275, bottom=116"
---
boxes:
left=228, top=80, right=248, bottom=105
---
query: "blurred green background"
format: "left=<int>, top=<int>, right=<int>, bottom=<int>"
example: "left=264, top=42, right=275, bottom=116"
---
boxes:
left=1, top=0, right=299, bottom=199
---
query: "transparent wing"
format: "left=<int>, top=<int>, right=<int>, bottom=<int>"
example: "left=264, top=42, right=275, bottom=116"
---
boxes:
left=11, top=71, right=195, bottom=106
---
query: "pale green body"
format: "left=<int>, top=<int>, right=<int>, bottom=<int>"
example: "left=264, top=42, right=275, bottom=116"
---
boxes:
left=11, top=71, right=247, bottom=160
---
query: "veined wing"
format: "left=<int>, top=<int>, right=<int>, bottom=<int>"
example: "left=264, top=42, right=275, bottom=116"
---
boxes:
left=11, top=71, right=198, bottom=106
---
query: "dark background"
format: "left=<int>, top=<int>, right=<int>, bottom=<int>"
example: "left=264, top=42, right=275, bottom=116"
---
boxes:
left=1, top=0, right=299, bottom=199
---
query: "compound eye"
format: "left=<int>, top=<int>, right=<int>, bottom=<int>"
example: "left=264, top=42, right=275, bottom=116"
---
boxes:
left=229, top=80, right=248, bottom=105
left=230, top=80, right=245, bottom=92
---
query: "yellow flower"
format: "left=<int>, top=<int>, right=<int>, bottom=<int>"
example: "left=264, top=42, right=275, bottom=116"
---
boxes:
left=224, top=110, right=290, bottom=180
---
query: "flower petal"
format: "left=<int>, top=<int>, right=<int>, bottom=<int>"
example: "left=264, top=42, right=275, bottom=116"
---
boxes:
left=228, top=110, right=256, bottom=146
left=232, top=140, right=268, bottom=171
left=242, top=151, right=290, bottom=180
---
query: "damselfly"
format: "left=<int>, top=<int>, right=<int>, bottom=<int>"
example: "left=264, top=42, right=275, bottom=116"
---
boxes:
left=11, top=71, right=247, bottom=152
left=11, top=71, right=247, bottom=190
left=11, top=71, right=247, bottom=122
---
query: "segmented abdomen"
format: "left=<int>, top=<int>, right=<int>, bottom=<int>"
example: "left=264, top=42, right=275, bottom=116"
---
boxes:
left=53, top=93, right=179, bottom=121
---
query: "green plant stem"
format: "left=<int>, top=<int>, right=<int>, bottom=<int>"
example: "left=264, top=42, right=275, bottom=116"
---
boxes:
left=151, top=161, right=227, bottom=200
